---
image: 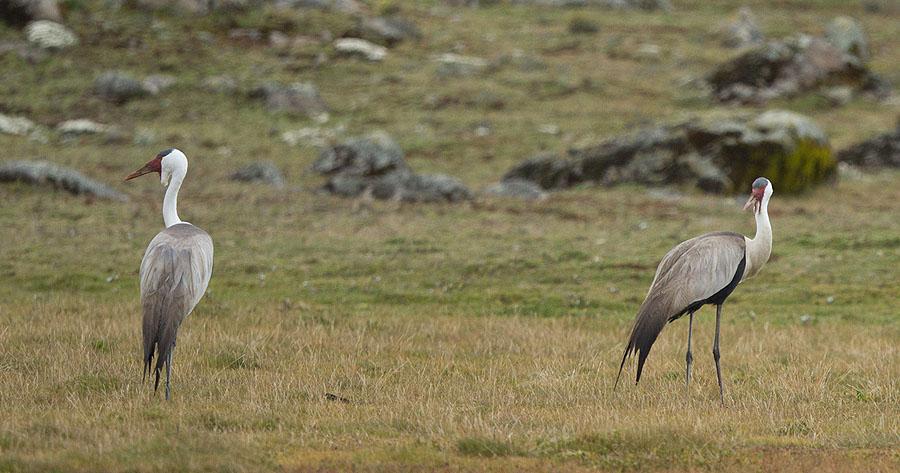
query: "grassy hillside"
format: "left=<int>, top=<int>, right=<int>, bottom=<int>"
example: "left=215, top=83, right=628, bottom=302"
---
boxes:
left=1, top=0, right=898, bottom=471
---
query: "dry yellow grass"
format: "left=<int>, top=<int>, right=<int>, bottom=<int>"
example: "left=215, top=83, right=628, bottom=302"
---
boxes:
left=2, top=174, right=898, bottom=471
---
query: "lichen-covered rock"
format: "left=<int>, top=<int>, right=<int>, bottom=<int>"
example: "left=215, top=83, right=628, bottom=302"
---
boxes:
left=836, top=126, right=900, bottom=168
left=314, top=132, right=471, bottom=203
left=94, top=71, right=148, bottom=103
left=25, top=20, right=77, bottom=49
left=708, top=33, right=886, bottom=104
left=504, top=110, right=836, bottom=194
left=333, top=38, right=387, bottom=62
left=56, top=119, right=113, bottom=136
left=230, top=162, right=285, bottom=187
left=0, top=113, right=36, bottom=136
left=0, top=160, right=128, bottom=201
left=249, top=82, right=328, bottom=121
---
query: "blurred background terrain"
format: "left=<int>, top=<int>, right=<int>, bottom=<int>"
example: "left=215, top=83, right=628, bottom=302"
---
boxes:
left=0, top=1, right=898, bottom=471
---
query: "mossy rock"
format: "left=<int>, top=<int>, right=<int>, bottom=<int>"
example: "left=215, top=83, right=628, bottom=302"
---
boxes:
left=724, top=139, right=836, bottom=193
left=718, top=110, right=837, bottom=193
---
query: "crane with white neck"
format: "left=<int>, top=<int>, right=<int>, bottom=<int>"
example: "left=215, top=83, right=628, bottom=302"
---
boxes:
left=125, top=148, right=214, bottom=400
left=615, top=177, right=774, bottom=404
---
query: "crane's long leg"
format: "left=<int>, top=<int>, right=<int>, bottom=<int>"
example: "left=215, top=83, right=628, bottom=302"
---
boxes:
left=713, top=304, right=724, bottom=405
left=165, top=350, right=173, bottom=401
left=685, top=311, right=694, bottom=388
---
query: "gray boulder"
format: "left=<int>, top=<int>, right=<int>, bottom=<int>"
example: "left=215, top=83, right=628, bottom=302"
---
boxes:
left=249, top=82, right=328, bottom=121
left=1, top=0, right=61, bottom=26
left=504, top=110, right=836, bottom=194
left=94, top=71, right=148, bottom=104
left=314, top=133, right=472, bottom=203
left=230, top=162, right=285, bottom=187
left=707, top=34, right=887, bottom=104
left=313, top=132, right=406, bottom=176
left=0, top=160, right=128, bottom=201
left=825, top=16, right=868, bottom=63
left=836, top=126, right=900, bottom=168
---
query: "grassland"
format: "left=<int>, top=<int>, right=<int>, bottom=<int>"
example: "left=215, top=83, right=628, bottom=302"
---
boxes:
left=1, top=0, right=898, bottom=471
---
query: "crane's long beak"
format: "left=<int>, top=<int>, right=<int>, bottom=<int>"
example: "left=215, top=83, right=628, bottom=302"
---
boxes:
left=125, top=162, right=156, bottom=181
left=743, top=193, right=760, bottom=213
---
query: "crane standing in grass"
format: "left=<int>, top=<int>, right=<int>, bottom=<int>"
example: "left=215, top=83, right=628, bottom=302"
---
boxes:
left=125, top=149, right=213, bottom=400
left=615, top=177, right=773, bottom=404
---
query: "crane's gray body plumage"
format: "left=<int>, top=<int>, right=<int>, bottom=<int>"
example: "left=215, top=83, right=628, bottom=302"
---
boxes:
left=617, top=231, right=746, bottom=385
left=140, top=222, right=213, bottom=397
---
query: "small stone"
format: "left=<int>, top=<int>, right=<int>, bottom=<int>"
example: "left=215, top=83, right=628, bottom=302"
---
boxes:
left=56, top=119, right=112, bottom=136
left=230, top=162, right=285, bottom=187
left=333, top=38, right=387, bottom=62
left=434, top=53, right=488, bottom=77
left=799, top=314, right=814, bottom=324
left=0, top=113, right=36, bottom=136
left=826, top=296, right=835, bottom=304
left=142, top=74, right=176, bottom=95
left=93, top=71, right=147, bottom=103
left=821, top=86, right=854, bottom=107
left=634, top=43, right=661, bottom=61
left=537, top=124, right=560, bottom=135
left=282, top=126, right=342, bottom=147
left=25, top=20, right=77, bottom=50
left=249, top=82, right=328, bottom=120
left=568, top=16, right=599, bottom=35
left=354, top=16, right=420, bottom=47
left=202, top=75, right=238, bottom=94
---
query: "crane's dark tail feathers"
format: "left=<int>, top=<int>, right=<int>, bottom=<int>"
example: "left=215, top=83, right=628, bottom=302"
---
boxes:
left=616, top=296, right=670, bottom=387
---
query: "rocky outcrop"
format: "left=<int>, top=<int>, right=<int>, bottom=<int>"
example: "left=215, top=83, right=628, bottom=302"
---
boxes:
left=0, top=161, right=128, bottom=201
left=708, top=23, right=888, bottom=104
left=836, top=126, right=900, bottom=168
left=313, top=132, right=472, bottom=203
left=503, top=110, right=836, bottom=194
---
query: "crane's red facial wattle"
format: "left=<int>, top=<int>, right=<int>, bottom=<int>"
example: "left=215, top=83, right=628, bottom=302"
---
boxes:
left=742, top=185, right=765, bottom=213
left=124, top=156, right=163, bottom=181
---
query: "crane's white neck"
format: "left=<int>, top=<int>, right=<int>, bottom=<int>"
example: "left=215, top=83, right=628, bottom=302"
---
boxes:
left=161, top=154, right=188, bottom=228
left=745, top=190, right=772, bottom=279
